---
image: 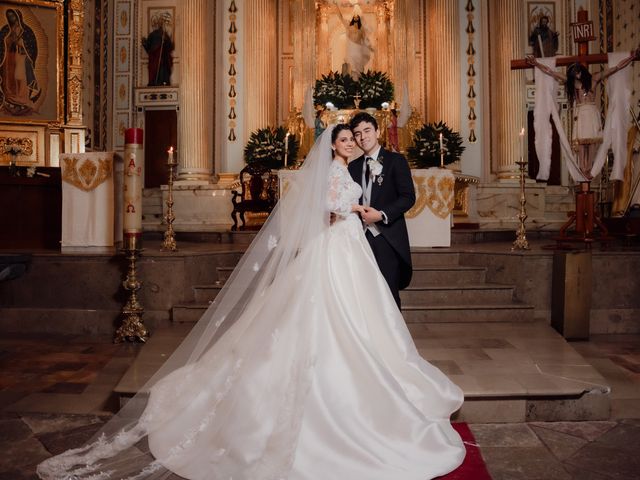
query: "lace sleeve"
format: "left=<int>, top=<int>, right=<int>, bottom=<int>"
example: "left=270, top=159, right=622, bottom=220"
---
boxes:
left=326, top=165, right=353, bottom=217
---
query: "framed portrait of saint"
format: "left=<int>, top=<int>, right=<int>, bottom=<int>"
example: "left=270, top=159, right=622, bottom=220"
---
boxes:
left=0, top=0, right=63, bottom=124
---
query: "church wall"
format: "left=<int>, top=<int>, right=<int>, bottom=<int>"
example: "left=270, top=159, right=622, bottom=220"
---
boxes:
left=458, top=0, right=484, bottom=179
left=216, top=0, right=245, bottom=175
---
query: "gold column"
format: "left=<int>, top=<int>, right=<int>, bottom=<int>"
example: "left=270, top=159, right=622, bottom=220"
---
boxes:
left=318, top=5, right=330, bottom=75
left=292, top=0, right=316, bottom=110
left=426, top=0, right=461, bottom=131
left=66, top=0, right=84, bottom=126
left=391, top=0, right=408, bottom=86
left=375, top=5, right=389, bottom=73
left=245, top=0, right=277, bottom=134
left=488, top=0, right=527, bottom=180
left=177, top=0, right=212, bottom=181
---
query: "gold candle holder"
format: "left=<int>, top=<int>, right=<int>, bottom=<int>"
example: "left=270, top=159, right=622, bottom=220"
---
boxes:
left=512, top=158, right=530, bottom=250
left=115, top=238, right=148, bottom=343
left=161, top=157, right=178, bottom=252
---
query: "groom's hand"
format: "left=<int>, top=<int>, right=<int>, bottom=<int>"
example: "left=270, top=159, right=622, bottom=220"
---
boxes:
left=361, top=207, right=383, bottom=225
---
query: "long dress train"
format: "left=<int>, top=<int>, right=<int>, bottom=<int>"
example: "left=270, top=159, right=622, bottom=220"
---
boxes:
left=38, top=152, right=465, bottom=480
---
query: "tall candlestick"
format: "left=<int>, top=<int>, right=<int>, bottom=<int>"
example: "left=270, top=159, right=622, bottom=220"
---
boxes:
left=439, top=132, right=444, bottom=168
left=284, top=132, right=290, bottom=167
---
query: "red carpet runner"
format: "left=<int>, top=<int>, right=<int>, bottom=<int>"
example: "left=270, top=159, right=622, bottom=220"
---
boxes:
left=438, top=423, right=492, bottom=479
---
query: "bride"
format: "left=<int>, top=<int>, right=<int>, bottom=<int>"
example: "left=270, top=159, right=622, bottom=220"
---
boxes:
left=37, top=124, right=465, bottom=480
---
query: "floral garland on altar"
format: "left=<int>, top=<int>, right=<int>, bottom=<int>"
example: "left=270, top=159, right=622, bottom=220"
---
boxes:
left=244, top=126, right=299, bottom=170
left=313, top=70, right=394, bottom=109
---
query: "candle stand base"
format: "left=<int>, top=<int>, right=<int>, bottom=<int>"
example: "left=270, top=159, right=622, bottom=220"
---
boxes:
left=554, top=181, right=613, bottom=249
left=115, top=246, right=148, bottom=343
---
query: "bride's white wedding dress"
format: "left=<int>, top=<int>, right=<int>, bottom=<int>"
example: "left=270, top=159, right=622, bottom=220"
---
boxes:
left=38, top=146, right=464, bottom=479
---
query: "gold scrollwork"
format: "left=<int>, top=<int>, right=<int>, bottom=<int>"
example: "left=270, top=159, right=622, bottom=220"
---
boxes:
left=406, top=173, right=455, bottom=220
left=0, top=137, right=34, bottom=156
left=62, top=157, right=112, bottom=191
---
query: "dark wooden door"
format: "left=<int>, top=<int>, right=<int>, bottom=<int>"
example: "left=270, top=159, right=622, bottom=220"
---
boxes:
left=144, top=109, right=177, bottom=188
left=527, top=110, right=561, bottom=185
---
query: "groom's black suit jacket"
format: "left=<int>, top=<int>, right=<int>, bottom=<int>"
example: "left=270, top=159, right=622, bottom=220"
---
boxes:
left=348, top=148, right=416, bottom=289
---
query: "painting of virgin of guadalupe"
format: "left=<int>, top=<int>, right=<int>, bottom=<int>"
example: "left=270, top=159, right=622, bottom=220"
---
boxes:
left=0, top=8, right=41, bottom=115
left=0, top=2, right=61, bottom=124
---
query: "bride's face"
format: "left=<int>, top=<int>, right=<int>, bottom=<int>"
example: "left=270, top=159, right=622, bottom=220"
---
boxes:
left=333, top=130, right=355, bottom=159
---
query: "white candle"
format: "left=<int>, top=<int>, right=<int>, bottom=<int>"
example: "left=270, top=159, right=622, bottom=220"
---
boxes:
left=123, top=128, right=144, bottom=240
left=167, top=146, right=175, bottom=165
left=439, top=132, right=444, bottom=152
left=284, top=132, right=290, bottom=167
left=519, top=127, right=525, bottom=159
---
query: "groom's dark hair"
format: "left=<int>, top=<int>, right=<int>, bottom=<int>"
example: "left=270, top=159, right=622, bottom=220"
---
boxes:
left=350, top=112, right=378, bottom=132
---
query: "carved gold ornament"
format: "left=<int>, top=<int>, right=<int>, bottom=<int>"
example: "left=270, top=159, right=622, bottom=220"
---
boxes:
left=406, top=171, right=455, bottom=219
left=0, top=137, right=34, bottom=156
left=62, top=157, right=113, bottom=191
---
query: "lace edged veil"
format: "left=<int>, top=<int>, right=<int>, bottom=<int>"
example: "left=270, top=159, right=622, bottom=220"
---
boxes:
left=37, top=126, right=337, bottom=479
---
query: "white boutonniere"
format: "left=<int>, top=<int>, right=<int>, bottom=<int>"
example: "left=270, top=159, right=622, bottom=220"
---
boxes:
left=367, top=157, right=383, bottom=177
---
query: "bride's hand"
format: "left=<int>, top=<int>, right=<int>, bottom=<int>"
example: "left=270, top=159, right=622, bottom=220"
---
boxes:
left=352, top=205, right=365, bottom=215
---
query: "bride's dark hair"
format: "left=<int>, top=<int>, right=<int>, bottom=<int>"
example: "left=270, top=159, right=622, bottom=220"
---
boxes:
left=331, top=123, right=352, bottom=144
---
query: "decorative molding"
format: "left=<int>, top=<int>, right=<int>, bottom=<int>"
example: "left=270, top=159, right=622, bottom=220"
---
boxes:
left=228, top=0, right=238, bottom=141
left=134, top=87, right=179, bottom=107
left=465, top=0, right=476, bottom=143
left=66, top=0, right=85, bottom=126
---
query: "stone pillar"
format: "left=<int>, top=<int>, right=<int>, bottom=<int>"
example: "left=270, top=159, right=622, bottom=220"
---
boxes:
left=177, top=0, right=212, bottom=182
left=391, top=0, right=408, bottom=86
left=426, top=0, right=461, bottom=131
left=488, top=0, right=527, bottom=180
left=318, top=5, right=330, bottom=75
left=375, top=5, right=389, bottom=72
left=291, top=0, right=316, bottom=110
left=245, top=0, right=277, bottom=135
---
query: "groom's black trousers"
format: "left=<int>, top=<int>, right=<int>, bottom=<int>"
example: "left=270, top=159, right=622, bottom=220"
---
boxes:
left=365, top=230, right=402, bottom=309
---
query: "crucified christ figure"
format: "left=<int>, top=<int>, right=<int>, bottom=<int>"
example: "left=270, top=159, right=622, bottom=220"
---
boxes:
left=526, top=48, right=640, bottom=179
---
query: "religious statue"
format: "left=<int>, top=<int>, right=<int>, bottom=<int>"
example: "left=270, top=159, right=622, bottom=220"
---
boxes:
left=527, top=48, right=640, bottom=179
left=0, top=8, right=41, bottom=115
left=142, top=12, right=174, bottom=87
left=528, top=16, right=559, bottom=58
left=335, top=4, right=373, bottom=79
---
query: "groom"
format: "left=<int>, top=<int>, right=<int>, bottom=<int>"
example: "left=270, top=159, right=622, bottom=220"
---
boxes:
left=348, top=112, right=416, bottom=307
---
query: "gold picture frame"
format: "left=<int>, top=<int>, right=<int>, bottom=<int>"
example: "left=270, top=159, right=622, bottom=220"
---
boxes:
left=0, top=0, right=64, bottom=125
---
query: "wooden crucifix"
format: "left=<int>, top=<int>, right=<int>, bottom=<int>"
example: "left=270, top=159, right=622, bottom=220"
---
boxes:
left=509, top=8, right=639, bottom=245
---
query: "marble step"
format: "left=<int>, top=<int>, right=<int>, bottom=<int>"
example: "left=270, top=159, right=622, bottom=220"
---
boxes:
left=115, top=321, right=610, bottom=423
left=193, top=283, right=515, bottom=306
left=173, top=300, right=534, bottom=324
left=402, top=303, right=535, bottom=323
left=402, top=284, right=516, bottom=305
left=411, top=251, right=461, bottom=267
left=410, top=266, right=487, bottom=286
left=213, top=264, right=488, bottom=287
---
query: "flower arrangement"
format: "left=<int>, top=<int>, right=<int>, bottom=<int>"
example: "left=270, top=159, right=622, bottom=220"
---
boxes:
left=244, top=126, right=299, bottom=170
left=313, top=70, right=394, bottom=109
left=407, top=121, right=465, bottom=169
left=313, top=72, right=357, bottom=109
left=357, top=70, right=394, bottom=109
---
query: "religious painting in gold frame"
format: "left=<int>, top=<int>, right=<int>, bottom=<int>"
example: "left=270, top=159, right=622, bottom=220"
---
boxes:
left=526, top=1, right=563, bottom=56
left=0, top=0, right=64, bottom=125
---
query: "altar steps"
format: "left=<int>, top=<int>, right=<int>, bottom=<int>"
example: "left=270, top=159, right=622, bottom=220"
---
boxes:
left=172, top=250, right=535, bottom=324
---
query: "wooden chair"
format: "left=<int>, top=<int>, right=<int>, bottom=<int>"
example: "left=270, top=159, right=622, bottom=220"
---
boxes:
left=231, top=163, right=278, bottom=230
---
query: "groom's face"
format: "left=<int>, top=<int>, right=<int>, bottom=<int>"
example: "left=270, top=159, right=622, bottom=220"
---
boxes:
left=352, top=121, right=380, bottom=155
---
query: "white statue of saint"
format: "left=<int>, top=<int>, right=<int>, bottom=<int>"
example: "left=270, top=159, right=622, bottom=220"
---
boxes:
left=336, top=4, right=373, bottom=78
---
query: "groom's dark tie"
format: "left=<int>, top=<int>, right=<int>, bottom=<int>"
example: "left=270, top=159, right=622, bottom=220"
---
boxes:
left=364, top=157, right=372, bottom=187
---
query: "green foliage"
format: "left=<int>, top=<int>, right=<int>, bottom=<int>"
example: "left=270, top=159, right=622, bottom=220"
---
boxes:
left=313, top=70, right=394, bottom=109
left=243, top=126, right=299, bottom=170
left=313, top=72, right=357, bottom=109
left=357, top=70, right=394, bottom=109
left=407, top=121, right=465, bottom=169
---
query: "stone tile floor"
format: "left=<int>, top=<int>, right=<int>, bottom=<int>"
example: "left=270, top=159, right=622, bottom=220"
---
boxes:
left=1, top=332, right=639, bottom=479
